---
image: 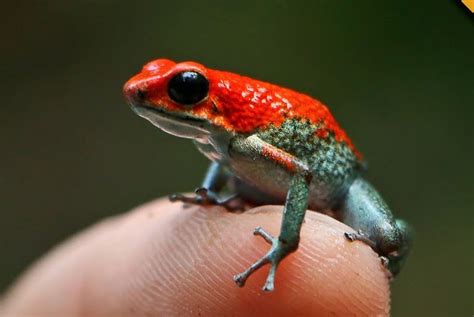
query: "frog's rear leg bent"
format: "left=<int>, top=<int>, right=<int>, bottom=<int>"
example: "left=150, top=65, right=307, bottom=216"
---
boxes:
left=339, top=178, right=412, bottom=276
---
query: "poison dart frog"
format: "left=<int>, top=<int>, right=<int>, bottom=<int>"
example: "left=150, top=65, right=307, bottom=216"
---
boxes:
left=123, top=59, right=412, bottom=291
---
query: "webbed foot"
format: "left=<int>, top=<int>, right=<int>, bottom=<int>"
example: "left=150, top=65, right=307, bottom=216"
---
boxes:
left=234, top=226, right=293, bottom=292
left=169, top=187, right=244, bottom=211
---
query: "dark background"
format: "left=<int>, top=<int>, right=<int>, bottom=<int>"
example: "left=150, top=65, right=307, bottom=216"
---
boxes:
left=1, top=1, right=472, bottom=315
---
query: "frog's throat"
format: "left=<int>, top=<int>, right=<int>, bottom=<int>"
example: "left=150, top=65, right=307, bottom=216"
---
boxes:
left=131, top=104, right=213, bottom=142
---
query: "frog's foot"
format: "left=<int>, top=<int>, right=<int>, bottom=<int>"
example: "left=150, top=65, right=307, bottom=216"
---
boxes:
left=344, top=229, right=377, bottom=249
left=234, top=226, right=289, bottom=292
left=169, top=187, right=244, bottom=211
left=345, top=230, right=391, bottom=270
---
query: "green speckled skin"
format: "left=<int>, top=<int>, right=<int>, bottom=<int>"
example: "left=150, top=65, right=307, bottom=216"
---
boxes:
left=257, top=119, right=361, bottom=211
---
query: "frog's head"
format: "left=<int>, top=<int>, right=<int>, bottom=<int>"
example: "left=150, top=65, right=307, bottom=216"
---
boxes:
left=124, top=59, right=229, bottom=142
left=125, top=59, right=363, bottom=160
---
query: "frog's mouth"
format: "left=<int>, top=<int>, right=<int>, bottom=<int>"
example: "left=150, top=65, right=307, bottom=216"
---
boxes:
left=131, top=104, right=212, bottom=142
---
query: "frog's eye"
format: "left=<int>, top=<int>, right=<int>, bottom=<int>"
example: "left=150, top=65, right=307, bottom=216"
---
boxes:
left=167, top=71, right=209, bottom=106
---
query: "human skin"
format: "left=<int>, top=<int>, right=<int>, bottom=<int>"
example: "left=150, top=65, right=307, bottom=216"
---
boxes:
left=0, top=199, right=390, bottom=316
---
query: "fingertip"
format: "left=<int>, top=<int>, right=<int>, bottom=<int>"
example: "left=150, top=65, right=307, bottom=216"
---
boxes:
left=1, top=199, right=390, bottom=316
left=124, top=202, right=390, bottom=316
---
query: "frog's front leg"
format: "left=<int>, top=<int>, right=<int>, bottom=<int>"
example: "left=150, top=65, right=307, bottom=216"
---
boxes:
left=230, top=135, right=312, bottom=291
left=340, top=178, right=413, bottom=276
left=169, top=162, right=242, bottom=209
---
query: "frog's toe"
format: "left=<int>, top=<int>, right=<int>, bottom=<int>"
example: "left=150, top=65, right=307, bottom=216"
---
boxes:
left=169, top=188, right=244, bottom=211
left=344, top=229, right=377, bottom=249
left=233, top=246, right=281, bottom=291
left=168, top=188, right=213, bottom=205
left=168, top=192, right=204, bottom=205
left=233, top=253, right=271, bottom=288
left=234, top=226, right=288, bottom=291
left=254, top=226, right=274, bottom=244
left=262, top=263, right=277, bottom=292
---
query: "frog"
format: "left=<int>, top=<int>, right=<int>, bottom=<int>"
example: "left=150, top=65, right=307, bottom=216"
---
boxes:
left=123, top=59, right=412, bottom=292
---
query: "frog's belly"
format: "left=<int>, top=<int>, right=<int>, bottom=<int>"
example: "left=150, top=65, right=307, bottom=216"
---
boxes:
left=229, top=157, right=355, bottom=212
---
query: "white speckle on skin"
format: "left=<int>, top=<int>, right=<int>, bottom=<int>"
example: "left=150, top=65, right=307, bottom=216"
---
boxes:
left=271, top=102, right=282, bottom=109
left=281, top=98, right=292, bottom=109
left=251, top=91, right=262, bottom=103
left=217, top=80, right=230, bottom=90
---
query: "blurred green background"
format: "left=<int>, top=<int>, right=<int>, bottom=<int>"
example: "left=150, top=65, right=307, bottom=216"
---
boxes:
left=1, top=1, right=472, bottom=315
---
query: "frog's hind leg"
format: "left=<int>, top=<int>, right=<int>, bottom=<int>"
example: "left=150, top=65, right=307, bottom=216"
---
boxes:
left=169, top=162, right=244, bottom=210
left=339, top=178, right=412, bottom=276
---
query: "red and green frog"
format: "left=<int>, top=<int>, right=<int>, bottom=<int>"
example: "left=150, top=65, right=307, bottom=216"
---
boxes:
left=123, top=59, right=412, bottom=291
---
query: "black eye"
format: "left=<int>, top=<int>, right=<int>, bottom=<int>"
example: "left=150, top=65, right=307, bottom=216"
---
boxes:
left=167, top=71, right=209, bottom=106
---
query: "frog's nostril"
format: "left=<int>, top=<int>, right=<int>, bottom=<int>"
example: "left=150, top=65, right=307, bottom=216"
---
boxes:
left=136, top=88, right=146, bottom=101
left=123, top=80, right=147, bottom=104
